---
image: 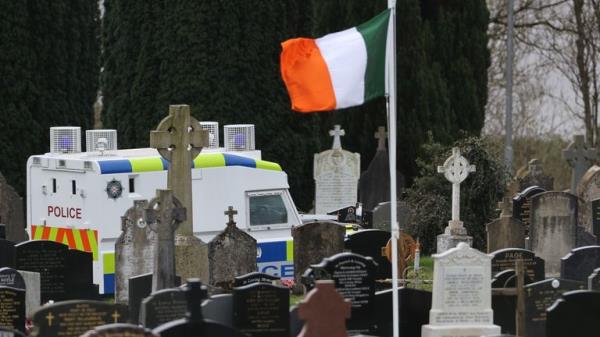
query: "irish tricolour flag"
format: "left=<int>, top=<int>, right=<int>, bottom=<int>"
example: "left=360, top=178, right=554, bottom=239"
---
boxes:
left=280, top=9, right=390, bottom=113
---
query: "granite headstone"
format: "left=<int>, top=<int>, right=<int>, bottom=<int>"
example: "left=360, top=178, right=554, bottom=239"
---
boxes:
left=511, top=185, right=546, bottom=235
left=233, top=272, right=280, bottom=287
left=490, top=248, right=545, bottom=282
left=232, top=283, right=289, bottom=337
left=560, top=245, right=600, bottom=282
left=139, top=287, right=187, bottom=329
left=345, top=229, right=391, bottom=280
left=372, top=287, right=432, bottom=337
left=486, top=198, right=525, bottom=252
left=0, top=240, right=15, bottom=268
left=546, top=290, right=600, bottom=337
left=0, top=286, right=25, bottom=333
left=80, top=323, right=158, bottom=337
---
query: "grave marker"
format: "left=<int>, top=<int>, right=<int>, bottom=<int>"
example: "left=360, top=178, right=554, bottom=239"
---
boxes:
left=560, top=245, right=600, bottom=282
left=0, top=327, right=25, bottom=337
left=233, top=272, right=280, bottom=287
left=128, top=273, right=152, bottom=324
left=0, top=240, right=15, bottom=268
left=546, top=290, right=600, bottom=337
left=15, top=240, right=67, bottom=303
left=370, top=201, right=410, bottom=232
left=588, top=267, right=600, bottom=290
left=298, top=280, right=351, bottom=337
left=517, top=159, right=554, bottom=191
left=80, top=323, right=158, bottom=337
left=0, top=268, right=25, bottom=290
left=201, top=293, right=233, bottom=327
left=0, top=286, right=25, bottom=333
left=373, top=287, right=432, bottom=337
left=511, top=185, right=546, bottom=238
left=345, top=229, right=391, bottom=280
left=232, top=283, right=289, bottom=337
left=490, top=248, right=545, bottom=282
left=563, top=134, right=597, bottom=194
left=486, top=197, right=525, bottom=252
left=139, top=287, right=187, bottom=329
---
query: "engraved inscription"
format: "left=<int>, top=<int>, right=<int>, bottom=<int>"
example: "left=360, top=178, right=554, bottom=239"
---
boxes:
left=442, top=266, right=484, bottom=310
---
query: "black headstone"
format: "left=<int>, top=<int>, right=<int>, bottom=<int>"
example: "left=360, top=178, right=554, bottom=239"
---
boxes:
left=233, top=272, right=280, bottom=287
left=524, top=278, right=586, bottom=337
left=345, top=229, right=391, bottom=280
left=0, top=268, right=25, bottom=290
left=288, top=306, right=303, bottom=337
left=0, top=240, right=15, bottom=269
left=546, top=290, right=600, bottom=337
left=492, top=270, right=516, bottom=289
left=202, top=294, right=233, bottom=327
left=233, top=283, right=290, bottom=337
left=561, top=245, right=600, bottom=282
left=0, top=224, right=5, bottom=239
left=0, top=286, right=25, bottom=333
left=31, top=300, right=129, bottom=337
left=66, top=249, right=98, bottom=300
left=492, top=292, right=516, bottom=335
left=491, top=248, right=545, bottom=282
left=128, top=273, right=152, bottom=324
left=372, top=287, right=431, bottom=337
left=588, top=267, right=600, bottom=290
left=592, top=198, right=600, bottom=242
left=80, top=323, right=157, bottom=337
left=140, top=288, right=187, bottom=329
left=512, top=185, right=546, bottom=230
left=0, top=327, right=26, bottom=337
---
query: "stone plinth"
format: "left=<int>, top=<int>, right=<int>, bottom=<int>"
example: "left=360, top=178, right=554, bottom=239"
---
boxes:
left=436, top=221, right=472, bottom=253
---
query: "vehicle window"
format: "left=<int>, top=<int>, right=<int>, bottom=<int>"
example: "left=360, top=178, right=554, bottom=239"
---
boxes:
left=249, top=194, right=288, bottom=226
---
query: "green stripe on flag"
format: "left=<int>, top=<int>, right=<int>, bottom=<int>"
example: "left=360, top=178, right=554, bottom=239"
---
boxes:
left=357, top=9, right=390, bottom=102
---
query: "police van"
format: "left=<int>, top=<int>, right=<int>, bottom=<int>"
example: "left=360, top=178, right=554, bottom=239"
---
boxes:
left=27, top=123, right=323, bottom=294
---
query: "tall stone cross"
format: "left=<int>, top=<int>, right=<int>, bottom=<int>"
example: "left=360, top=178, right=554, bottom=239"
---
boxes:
left=329, top=125, right=345, bottom=150
left=144, top=189, right=186, bottom=291
left=497, top=196, right=513, bottom=218
left=437, top=147, right=476, bottom=230
left=563, top=134, right=598, bottom=193
left=225, top=206, right=238, bottom=227
left=374, top=126, right=387, bottom=151
left=150, top=105, right=208, bottom=236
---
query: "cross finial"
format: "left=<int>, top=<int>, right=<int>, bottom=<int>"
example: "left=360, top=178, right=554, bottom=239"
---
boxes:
left=329, top=125, right=345, bottom=150
left=437, top=147, right=476, bottom=226
left=225, top=206, right=238, bottom=225
left=497, top=196, right=513, bottom=217
left=374, top=126, right=387, bottom=151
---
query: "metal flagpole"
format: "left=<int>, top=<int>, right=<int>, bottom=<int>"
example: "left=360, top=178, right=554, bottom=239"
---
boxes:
left=386, top=1, right=400, bottom=337
left=504, top=0, right=514, bottom=171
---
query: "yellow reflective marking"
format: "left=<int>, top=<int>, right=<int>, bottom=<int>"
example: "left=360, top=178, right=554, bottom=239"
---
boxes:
left=130, top=157, right=164, bottom=172
left=87, top=230, right=99, bottom=261
left=194, top=153, right=225, bottom=168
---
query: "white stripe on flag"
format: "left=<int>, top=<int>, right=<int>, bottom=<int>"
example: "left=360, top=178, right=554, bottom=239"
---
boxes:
left=316, top=27, right=367, bottom=109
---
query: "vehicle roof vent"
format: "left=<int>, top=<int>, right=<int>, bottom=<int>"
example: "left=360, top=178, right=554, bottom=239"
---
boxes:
left=50, top=127, right=82, bottom=154
left=224, top=124, right=255, bottom=151
left=199, top=121, right=219, bottom=148
left=86, top=129, right=118, bottom=154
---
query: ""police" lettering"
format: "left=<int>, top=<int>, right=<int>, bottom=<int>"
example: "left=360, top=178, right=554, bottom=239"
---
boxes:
left=47, top=206, right=82, bottom=219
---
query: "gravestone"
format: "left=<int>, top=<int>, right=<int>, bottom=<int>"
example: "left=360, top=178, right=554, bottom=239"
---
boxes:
left=0, top=240, right=15, bottom=268
left=314, top=125, right=361, bottom=214
left=114, top=200, right=155, bottom=303
left=421, top=243, right=500, bottom=337
left=563, top=134, right=597, bottom=194
left=80, top=323, right=158, bottom=337
left=592, top=198, right=600, bottom=243
left=150, top=104, right=210, bottom=282
left=560, top=245, right=600, bottom=282
left=140, top=287, right=187, bottom=329
left=530, top=191, right=578, bottom=276
left=209, top=206, right=257, bottom=290
left=523, top=278, right=585, bottom=337
left=310, top=252, right=377, bottom=333
left=373, top=287, right=432, bottom=337
left=298, top=280, right=351, bottom=337
left=0, top=268, right=40, bottom=318
left=328, top=205, right=359, bottom=223
left=345, top=229, right=391, bottom=280
left=0, top=327, right=25, bottom=337
left=588, top=267, right=600, bottom=290
left=0, top=173, right=26, bottom=243
left=512, top=185, right=546, bottom=236
left=491, top=293, right=516, bottom=335
left=486, top=197, right=525, bottom=252
left=15, top=240, right=67, bottom=303
left=436, top=148, right=475, bottom=253
left=232, top=283, right=289, bottom=337
left=546, top=290, right=600, bottom=337
left=490, top=248, right=545, bottom=282
left=30, top=300, right=129, bottom=337
left=517, top=159, right=554, bottom=191
left=202, top=293, right=233, bottom=327
left=0, top=268, right=25, bottom=290
left=291, top=221, right=345, bottom=292
left=576, top=165, right=600, bottom=201
left=233, top=272, right=279, bottom=287
left=371, top=201, right=411, bottom=232
left=358, top=126, right=404, bottom=212
left=65, top=249, right=98, bottom=299
left=0, top=286, right=25, bottom=333
left=128, top=273, right=153, bottom=325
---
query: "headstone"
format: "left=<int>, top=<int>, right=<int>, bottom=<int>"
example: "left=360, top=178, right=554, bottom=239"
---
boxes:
left=291, top=221, right=345, bottom=291
left=314, top=125, right=360, bottom=214
left=150, top=104, right=210, bottom=282
left=491, top=293, right=516, bottom=335
left=436, top=147, right=475, bottom=253
left=517, top=159, right=554, bottom=191
left=592, top=198, right=600, bottom=242
left=511, top=185, right=546, bottom=236
left=0, top=173, right=27, bottom=243
left=490, top=248, right=545, bottom=282
left=0, top=286, right=25, bottom=333
left=563, top=134, right=597, bottom=194
left=530, top=191, right=578, bottom=276
left=80, top=323, right=158, bottom=337
left=421, top=243, right=500, bottom=337
left=328, top=205, right=359, bottom=223
left=0, top=327, right=25, bottom=337
left=575, top=166, right=600, bottom=236
left=523, top=278, right=585, bottom=337
left=234, top=272, right=280, bottom=287
left=546, top=290, right=600, bottom=337
left=114, top=200, right=155, bottom=303
left=15, top=270, right=39, bottom=319
left=202, top=293, right=233, bottom=327
left=310, top=252, right=377, bottom=333
left=486, top=197, right=525, bottom=252
left=289, top=306, right=304, bottom=337
left=560, top=245, right=600, bottom=282
left=30, top=301, right=129, bottom=337
left=358, top=126, right=404, bottom=212
left=0, top=268, right=25, bottom=290
left=345, top=229, right=391, bottom=280
left=372, top=287, right=432, bottom=337
left=588, top=267, right=600, bottom=290
left=0, top=240, right=15, bottom=268
left=140, top=287, right=187, bottom=329
left=128, top=273, right=153, bottom=325
left=208, top=206, right=257, bottom=290
left=15, top=240, right=67, bottom=303
left=297, top=280, right=351, bottom=337
left=65, top=249, right=98, bottom=299
left=576, top=165, right=600, bottom=201
left=370, top=201, right=411, bottom=232
left=232, top=283, right=289, bottom=337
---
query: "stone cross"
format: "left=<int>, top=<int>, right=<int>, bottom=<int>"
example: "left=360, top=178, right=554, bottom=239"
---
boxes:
left=563, top=134, right=598, bottom=193
left=225, top=206, right=237, bottom=226
left=298, top=280, right=351, bottom=337
left=498, top=197, right=513, bottom=218
left=150, top=104, right=209, bottom=236
left=437, top=147, right=476, bottom=229
left=374, top=126, right=387, bottom=151
left=329, top=125, right=345, bottom=150
left=144, top=189, right=186, bottom=292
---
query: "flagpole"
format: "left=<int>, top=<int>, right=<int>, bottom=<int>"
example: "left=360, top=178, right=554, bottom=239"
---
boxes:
left=386, top=1, right=399, bottom=337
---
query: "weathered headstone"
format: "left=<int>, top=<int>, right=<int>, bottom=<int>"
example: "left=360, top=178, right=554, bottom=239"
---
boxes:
left=576, top=165, right=600, bottom=201
left=372, top=287, right=432, bottom=337
left=588, top=267, right=600, bottom=290
left=114, top=200, right=155, bottom=303
left=0, top=240, right=15, bottom=268
left=80, top=323, right=158, bottom=337
left=436, top=148, right=475, bottom=253
left=563, top=134, right=598, bottom=194
left=292, top=221, right=345, bottom=291
left=523, top=278, right=585, bottom=337
left=150, top=104, right=209, bottom=282
left=345, top=229, right=391, bottom=280
left=0, top=286, right=25, bottom=333
left=232, top=283, right=289, bottom=337
left=140, top=287, right=187, bottom=329
left=15, top=240, right=67, bottom=303
left=0, top=173, right=27, bottom=243
left=31, top=301, right=129, bottom=337
left=314, top=125, right=360, bottom=214
left=530, top=191, right=578, bottom=276
left=370, top=201, right=411, bottom=232
left=298, top=280, right=351, bottom=337
left=208, top=206, right=257, bottom=290
left=560, top=245, right=600, bottom=282
left=486, top=197, right=525, bottom=252
left=517, top=159, right=554, bottom=191
left=233, top=272, right=279, bottom=287
left=421, top=243, right=500, bottom=337
left=490, top=248, right=545, bottom=282
left=546, top=290, right=600, bottom=337
left=511, top=185, right=546, bottom=237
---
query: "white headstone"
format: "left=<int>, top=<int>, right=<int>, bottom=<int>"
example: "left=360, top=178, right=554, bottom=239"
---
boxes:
left=422, top=242, right=500, bottom=337
left=314, top=125, right=360, bottom=214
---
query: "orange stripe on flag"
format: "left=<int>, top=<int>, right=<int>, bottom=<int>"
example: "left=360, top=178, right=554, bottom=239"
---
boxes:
left=41, top=226, right=51, bottom=240
left=65, top=229, right=76, bottom=249
left=280, top=38, right=336, bottom=112
left=80, top=229, right=91, bottom=252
